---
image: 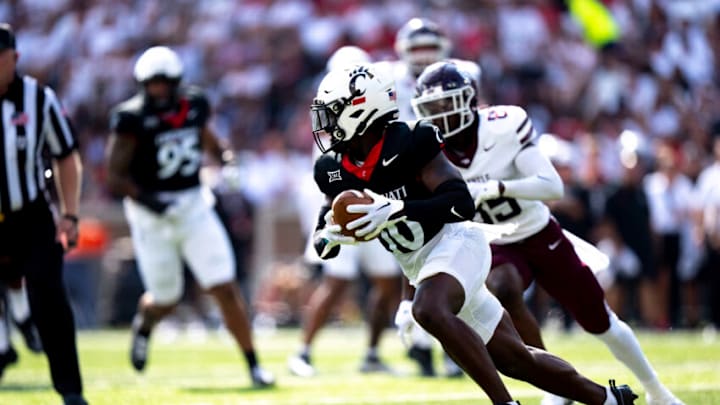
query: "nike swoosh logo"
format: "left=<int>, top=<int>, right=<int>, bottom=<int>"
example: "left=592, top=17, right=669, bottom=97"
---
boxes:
left=450, top=206, right=465, bottom=219
left=548, top=239, right=562, bottom=250
left=483, top=142, right=496, bottom=152
left=382, top=154, right=399, bottom=166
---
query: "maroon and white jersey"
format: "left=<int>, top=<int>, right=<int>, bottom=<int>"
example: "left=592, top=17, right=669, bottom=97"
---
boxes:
left=448, top=105, right=552, bottom=244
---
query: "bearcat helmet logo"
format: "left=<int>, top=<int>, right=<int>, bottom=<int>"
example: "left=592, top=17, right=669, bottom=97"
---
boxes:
left=348, top=66, right=374, bottom=99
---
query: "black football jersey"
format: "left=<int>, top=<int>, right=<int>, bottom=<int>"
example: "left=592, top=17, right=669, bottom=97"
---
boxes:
left=314, top=121, right=445, bottom=254
left=110, top=86, right=210, bottom=192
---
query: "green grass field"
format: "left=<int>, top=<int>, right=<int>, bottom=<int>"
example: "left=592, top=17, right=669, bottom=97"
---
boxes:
left=1, top=327, right=718, bottom=404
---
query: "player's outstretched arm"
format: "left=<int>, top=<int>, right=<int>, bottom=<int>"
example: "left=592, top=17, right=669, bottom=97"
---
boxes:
left=502, top=144, right=563, bottom=201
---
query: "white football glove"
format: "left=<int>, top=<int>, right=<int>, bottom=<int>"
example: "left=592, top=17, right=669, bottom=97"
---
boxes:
left=467, top=180, right=505, bottom=206
left=394, top=300, right=414, bottom=348
left=315, top=209, right=357, bottom=259
left=219, top=164, right=243, bottom=192
left=346, top=189, right=406, bottom=240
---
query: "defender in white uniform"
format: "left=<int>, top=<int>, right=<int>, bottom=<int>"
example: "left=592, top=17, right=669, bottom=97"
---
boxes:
left=412, top=61, right=683, bottom=405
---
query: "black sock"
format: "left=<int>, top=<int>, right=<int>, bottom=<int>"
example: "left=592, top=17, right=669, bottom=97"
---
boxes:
left=244, top=350, right=258, bottom=370
left=16, top=317, right=33, bottom=335
left=134, top=313, right=153, bottom=337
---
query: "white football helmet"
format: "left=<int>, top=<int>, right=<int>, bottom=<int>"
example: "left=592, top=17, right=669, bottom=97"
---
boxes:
left=395, top=18, right=451, bottom=77
left=311, top=63, right=398, bottom=153
left=326, top=46, right=371, bottom=72
left=133, top=46, right=183, bottom=83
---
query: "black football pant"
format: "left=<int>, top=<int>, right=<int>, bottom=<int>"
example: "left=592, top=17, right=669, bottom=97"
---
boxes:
left=0, top=199, right=83, bottom=396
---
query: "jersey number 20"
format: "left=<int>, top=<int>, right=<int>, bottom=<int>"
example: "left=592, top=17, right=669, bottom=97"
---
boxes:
left=157, top=137, right=202, bottom=179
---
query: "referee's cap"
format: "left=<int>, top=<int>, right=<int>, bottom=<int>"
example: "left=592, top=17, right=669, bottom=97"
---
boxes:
left=0, top=23, right=15, bottom=50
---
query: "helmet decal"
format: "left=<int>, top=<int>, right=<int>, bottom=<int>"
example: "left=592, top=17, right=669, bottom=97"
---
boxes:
left=348, top=66, right=374, bottom=99
left=311, top=63, right=399, bottom=153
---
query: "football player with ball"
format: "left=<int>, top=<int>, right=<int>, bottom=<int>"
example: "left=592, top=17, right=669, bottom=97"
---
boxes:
left=289, top=46, right=402, bottom=377
left=309, top=61, right=637, bottom=405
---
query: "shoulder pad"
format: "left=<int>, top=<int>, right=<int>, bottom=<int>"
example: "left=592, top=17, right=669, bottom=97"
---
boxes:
left=414, top=120, right=436, bottom=131
left=110, top=95, right=144, bottom=132
left=113, top=94, right=144, bottom=115
left=313, top=152, right=340, bottom=170
left=181, top=86, right=209, bottom=103
left=386, top=120, right=438, bottom=141
left=414, top=120, right=444, bottom=142
left=181, top=85, right=205, bottom=97
left=313, top=153, right=342, bottom=196
left=402, top=120, right=444, bottom=170
left=397, top=120, right=419, bottom=131
left=480, top=105, right=536, bottom=147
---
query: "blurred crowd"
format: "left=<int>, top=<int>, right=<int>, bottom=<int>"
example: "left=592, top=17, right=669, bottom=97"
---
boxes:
left=4, top=0, right=720, bottom=330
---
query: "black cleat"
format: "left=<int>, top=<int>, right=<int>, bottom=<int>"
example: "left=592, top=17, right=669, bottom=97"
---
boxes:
left=63, top=394, right=89, bottom=405
left=130, top=316, right=149, bottom=372
left=16, top=318, right=43, bottom=353
left=408, top=345, right=435, bottom=377
left=0, top=346, right=18, bottom=380
left=609, top=379, right=638, bottom=405
left=359, top=354, right=393, bottom=374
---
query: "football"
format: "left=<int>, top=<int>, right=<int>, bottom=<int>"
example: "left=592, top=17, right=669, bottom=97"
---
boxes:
left=331, top=189, right=373, bottom=238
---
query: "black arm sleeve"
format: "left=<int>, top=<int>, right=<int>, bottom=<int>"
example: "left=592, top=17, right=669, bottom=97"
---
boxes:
left=402, top=179, right=474, bottom=223
left=312, top=204, right=340, bottom=260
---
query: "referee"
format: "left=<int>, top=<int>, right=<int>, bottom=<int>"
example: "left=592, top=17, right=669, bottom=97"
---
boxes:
left=0, top=24, right=87, bottom=405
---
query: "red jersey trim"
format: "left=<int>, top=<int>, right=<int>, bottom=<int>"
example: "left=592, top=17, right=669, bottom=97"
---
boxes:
left=161, top=98, right=190, bottom=128
left=341, top=135, right=386, bottom=181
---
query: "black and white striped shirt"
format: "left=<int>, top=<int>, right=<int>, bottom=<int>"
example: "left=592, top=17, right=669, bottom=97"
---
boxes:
left=0, top=74, right=77, bottom=213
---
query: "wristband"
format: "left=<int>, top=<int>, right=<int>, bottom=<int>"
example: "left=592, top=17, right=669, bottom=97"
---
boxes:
left=63, top=214, right=79, bottom=224
left=221, top=150, right=236, bottom=166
